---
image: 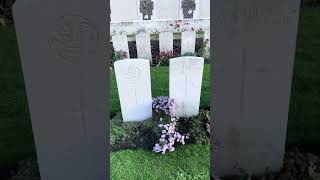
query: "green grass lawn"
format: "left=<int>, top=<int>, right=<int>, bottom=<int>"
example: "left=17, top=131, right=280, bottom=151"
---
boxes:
left=111, top=144, right=210, bottom=179
left=0, top=5, right=319, bottom=178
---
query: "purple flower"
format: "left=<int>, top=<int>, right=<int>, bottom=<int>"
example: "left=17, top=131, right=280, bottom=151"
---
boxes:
left=152, top=96, right=189, bottom=154
left=152, top=96, right=177, bottom=117
left=153, top=144, right=162, bottom=153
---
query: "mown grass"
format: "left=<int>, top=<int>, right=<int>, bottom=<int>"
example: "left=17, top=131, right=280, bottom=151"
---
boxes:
left=110, top=144, right=210, bottom=179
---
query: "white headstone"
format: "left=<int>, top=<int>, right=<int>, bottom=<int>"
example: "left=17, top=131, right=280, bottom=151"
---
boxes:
left=114, top=59, right=153, bottom=122
left=181, top=31, right=196, bottom=55
left=159, top=32, right=173, bottom=53
left=169, top=57, right=204, bottom=117
left=12, top=0, right=109, bottom=179
left=136, top=32, right=152, bottom=62
left=212, top=0, right=301, bottom=176
left=112, top=35, right=130, bottom=57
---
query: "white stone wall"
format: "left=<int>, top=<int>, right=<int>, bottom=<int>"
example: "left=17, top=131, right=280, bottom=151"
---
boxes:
left=110, top=0, right=210, bottom=21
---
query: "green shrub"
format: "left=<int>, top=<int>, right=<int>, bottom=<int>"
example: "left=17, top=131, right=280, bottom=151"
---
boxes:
left=181, top=52, right=196, bottom=56
left=177, top=110, right=210, bottom=144
left=196, top=46, right=210, bottom=63
left=155, top=50, right=177, bottom=67
left=0, top=0, right=16, bottom=25
left=110, top=46, right=128, bottom=70
left=111, top=109, right=211, bottom=151
left=9, top=157, right=40, bottom=180
left=110, top=113, right=159, bottom=151
left=221, top=148, right=320, bottom=180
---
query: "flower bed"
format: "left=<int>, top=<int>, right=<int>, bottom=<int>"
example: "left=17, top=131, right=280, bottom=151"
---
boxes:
left=111, top=96, right=210, bottom=153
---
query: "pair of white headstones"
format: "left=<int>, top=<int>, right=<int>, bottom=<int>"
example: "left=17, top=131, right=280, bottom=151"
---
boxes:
left=114, top=56, right=204, bottom=122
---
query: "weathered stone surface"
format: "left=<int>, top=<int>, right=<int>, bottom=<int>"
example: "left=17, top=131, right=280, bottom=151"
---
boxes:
left=169, top=57, right=204, bottom=117
left=212, top=0, right=301, bottom=176
left=12, top=0, right=109, bottom=179
left=114, top=59, right=153, bottom=122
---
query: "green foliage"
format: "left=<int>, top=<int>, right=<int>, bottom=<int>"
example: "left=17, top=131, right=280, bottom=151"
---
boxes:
left=110, top=113, right=158, bottom=151
left=221, top=148, right=320, bottom=180
left=110, top=47, right=128, bottom=69
left=111, top=110, right=210, bottom=151
left=181, top=52, right=196, bottom=56
left=177, top=110, right=210, bottom=144
left=196, top=43, right=210, bottom=63
left=8, top=157, right=39, bottom=180
left=174, top=168, right=210, bottom=180
left=0, top=0, right=15, bottom=24
left=276, top=148, right=320, bottom=180
left=0, top=17, right=6, bottom=26
left=155, top=50, right=177, bottom=67
left=111, top=144, right=210, bottom=179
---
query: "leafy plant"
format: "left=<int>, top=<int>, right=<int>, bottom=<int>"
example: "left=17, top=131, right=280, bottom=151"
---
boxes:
left=9, top=157, right=40, bottom=180
left=181, top=52, right=196, bottom=56
left=177, top=110, right=210, bottom=144
left=110, top=113, right=158, bottom=151
left=196, top=40, right=210, bottom=63
left=0, top=0, right=15, bottom=25
left=156, top=50, right=177, bottom=67
left=110, top=46, right=128, bottom=70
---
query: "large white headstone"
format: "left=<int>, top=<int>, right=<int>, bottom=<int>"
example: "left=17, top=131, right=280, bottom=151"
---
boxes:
left=12, top=0, right=109, bottom=179
left=212, top=0, right=301, bottom=176
left=114, top=59, right=153, bottom=122
left=169, top=57, right=204, bottom=117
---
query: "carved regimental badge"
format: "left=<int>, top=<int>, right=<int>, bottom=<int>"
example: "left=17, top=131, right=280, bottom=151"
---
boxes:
left=49, top=15, right=99, bottom=61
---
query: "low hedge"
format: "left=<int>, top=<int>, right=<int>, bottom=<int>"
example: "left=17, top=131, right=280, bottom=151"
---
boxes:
left=110, top=109, right=211, bottom=151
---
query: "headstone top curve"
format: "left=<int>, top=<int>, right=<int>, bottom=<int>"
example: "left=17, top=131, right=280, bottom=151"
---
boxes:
left=114, top=59, right=150, bottom=65
left=170, top=56, right=204, bottom=61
